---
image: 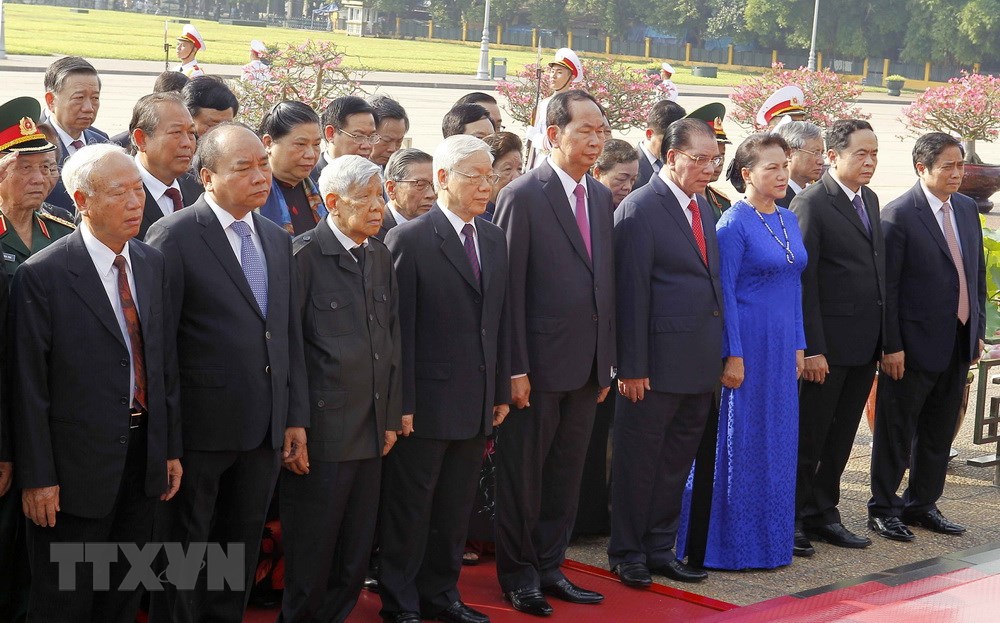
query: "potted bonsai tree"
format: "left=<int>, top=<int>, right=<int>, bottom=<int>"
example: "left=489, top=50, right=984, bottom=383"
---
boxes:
left=885, top=74, right=906, bottom=96
left=902, top=72, right=1000, bottom=212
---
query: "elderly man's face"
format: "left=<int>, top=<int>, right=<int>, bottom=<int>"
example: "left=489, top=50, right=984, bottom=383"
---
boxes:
left=136, top=101, right=197, bottom=183
left=370, top=118, right=407, bottom=167
left=46, top=72, right=101, bottom=137
left=0, top=152, right=60, bottom=211
left=76, top=155, right=145, bottom=250
left=439, top=150, right=494, bottom=221
left=203, top=130, right=273, bottom=217
left=327, top=175, right=385, bottom=244
left=388, top=161, right=435, bottom=220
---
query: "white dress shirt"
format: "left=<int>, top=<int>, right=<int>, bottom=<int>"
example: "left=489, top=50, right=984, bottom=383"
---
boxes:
left=135, top=155, right=183, bottom=217
left=829, top=169, right=864, bottom=206
left=387, top=203, right=410, bottom=226
left=440, top=205, right=481, bottom=264
left=547, top=157, right=589, bottom=224
left=921, top=181, right=963, bottom=256
left=80, top=221, right=140, bottom=407
left=326, top=213, right=368, bottom=259
left=205, top=194, right=269, bottom=282
left=50, top=118, right=85, bottom=153
left=659, top=170, right=698, bottom=227
left=787, top=179, right=805, bottom=196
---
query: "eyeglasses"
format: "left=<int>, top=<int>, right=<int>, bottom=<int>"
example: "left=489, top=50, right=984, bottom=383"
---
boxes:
left=13, top=162, right=60, bottom=178
left=397, top=179, right=433, bottom=191
left=337, top=129, right=382, bottom=145
left=675, top=150, right=724, bottom=168
left=450, top=169, right=501, bottom=186
left=795, top=147, right=826, bottom=160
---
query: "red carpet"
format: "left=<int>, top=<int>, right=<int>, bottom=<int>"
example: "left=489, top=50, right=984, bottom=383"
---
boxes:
left=243, top=559, right=735, bottom=622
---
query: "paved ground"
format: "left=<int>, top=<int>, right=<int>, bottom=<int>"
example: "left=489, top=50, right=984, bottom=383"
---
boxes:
left=4, top=53, right=1000, bottom=608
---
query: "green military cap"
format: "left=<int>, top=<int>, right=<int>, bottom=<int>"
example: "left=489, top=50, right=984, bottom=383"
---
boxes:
left=684, top=102, right=730, bottom=144
left=0, top=97, right=55, bottom=154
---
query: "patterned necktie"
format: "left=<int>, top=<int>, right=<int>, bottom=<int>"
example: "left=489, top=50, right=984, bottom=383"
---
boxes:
left=462, top=223, right=481, bottom=284
left=164, top=187, right=184, bottom=213
left=113, top=255, right=147, bottom=410
left=69, top=139, right=83, bottom=151
left=230, top=220, right=268, bottom=318
left=688, top=199, right=708, bottom=266
left=941, top=201, right=970, bottom=324
left=573, top=184, right=592, bottom=259
left=851, top=194, right=872, bottom=236
left=653, top=158, right=663, bottom=172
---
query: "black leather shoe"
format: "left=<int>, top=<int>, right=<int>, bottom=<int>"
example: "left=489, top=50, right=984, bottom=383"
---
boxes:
left=649, top=559, right=708, bottom=583
left=903, top=509, right=966, bottom=535
left=434, top=600, right=490, bottom=623
left=868, top=516, right=916, bottom=542
left=541, top=578, right=604, bottom=603
left=383, top=612, right=420, bottom=623
left=793, top=528, right=815, bottom=557
left=805, top=522, right=872, bottom=548
left=612, top=562, right=652, bottom=588
left=504, top=587, right=553, bottom=617
left=363, top=576, right=380, bottom=593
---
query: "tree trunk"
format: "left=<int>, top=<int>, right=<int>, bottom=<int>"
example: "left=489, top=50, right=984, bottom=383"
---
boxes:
left=965, top=139, right=984, bottom=165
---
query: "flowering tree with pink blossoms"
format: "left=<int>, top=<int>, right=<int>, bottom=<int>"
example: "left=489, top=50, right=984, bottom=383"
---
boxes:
left=729, top=63, right=868, bottom=132
left=901, top=72, right=1000, bottom=164
left=497, top=58, right=663, bottom=132
left=232, top=40, right=367, bottom=130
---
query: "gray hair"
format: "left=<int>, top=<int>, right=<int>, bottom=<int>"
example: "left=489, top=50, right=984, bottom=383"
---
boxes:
left=62, top=143, right=132, bottom=200
left=385, top=148, right=432, bottom=183
left=432, top=135, right=493, bottom=191
left=319, top=154, right=382, bottom=199
left=774, top=120, right=823, bottom=150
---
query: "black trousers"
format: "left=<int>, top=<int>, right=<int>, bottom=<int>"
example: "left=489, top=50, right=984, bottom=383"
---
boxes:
left=607, top=390, right=712, bottom=569
left=682, top=388, right=721, bottom=568
left=494, top=378, right=599, bottom=592
left=573, top=388, right=614, bottom=538
left=149, top=446, right=281, bottom=623
left=378, top=435, right=485, bottom=617
left=796, top=360, right=877, bottom=528
left=0, top=485, right=29, bottom=623
left=278, top=456, right=381, bottom=623
left=869, top=324, right=968, bottom=518
left=26, top=425, right=153, bottom=623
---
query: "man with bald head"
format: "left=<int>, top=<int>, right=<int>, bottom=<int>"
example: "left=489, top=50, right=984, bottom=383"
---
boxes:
left=11, top=143, right=181, bottom=622
left=146, top=124, right=309, bottom=623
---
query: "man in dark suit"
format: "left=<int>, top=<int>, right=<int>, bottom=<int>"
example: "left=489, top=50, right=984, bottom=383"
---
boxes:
left=11, top=144, right=181, bottom=622
left=128, top=92, right=202, bottom=240
left=41, top=57, right=111, bottom=212
left=312, top=96, right=378, bottom=182
left=376, top=148, right=435, bottom=241
left=633, top=99, right=685, bottom=192
left=493, top=90, right=614, bottom=616
left=869, top=133, right=985, bottom=541
left=775, top=121, right=825, bottom=209
left=145, top=124, right=309, bottom=623
left=609, top=119, right=724, bottom=588
left=792, top=119, right=884, bottom=556
left=280, top=155, right=401, bottom=622
left=379, top=135, right=510, bottom=623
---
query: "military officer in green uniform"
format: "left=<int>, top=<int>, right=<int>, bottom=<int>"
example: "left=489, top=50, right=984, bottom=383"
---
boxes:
left=0, top=97, right=76, bottom=279
left=686, top=102, right=733, bottom=220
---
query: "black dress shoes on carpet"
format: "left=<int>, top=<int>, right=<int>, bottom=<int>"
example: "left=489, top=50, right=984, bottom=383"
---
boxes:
left=383, top=612, right=421, bottom=623
left=433, top=600, right=490, bottom=623
left=902, top=509, right=966, bottom=535
left=612, top=562, right=653, bottom=588
left=649, top=559, right=708, bottom=583
left=504, top=587, right=553, bottom=617
left=793, top=527, right=816, bottom=557
left=805, top=522, right=872, bottom=548
left=868, top=516, right=916, bottom=542
left=541, top=578, right=604, bottom=604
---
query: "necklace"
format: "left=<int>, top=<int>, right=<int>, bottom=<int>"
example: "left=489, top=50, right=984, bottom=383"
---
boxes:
left=750, top=202, right=795, bottom=264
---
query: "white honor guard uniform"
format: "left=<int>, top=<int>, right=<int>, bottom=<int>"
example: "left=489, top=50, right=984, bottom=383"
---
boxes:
left=659, top=62, right=678, bottom=102
left=527, top=47, right=584, bottom=168
left=756, top=85, right=806, bottom=128
left=242, top=39, right=271, bottom=83
left=176, top=24, right=206, bottom=78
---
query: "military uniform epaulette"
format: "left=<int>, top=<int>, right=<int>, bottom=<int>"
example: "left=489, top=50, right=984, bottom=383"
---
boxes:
left=38, top=211, right=76, bottom=231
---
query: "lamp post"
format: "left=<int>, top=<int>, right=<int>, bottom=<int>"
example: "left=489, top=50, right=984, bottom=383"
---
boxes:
left=807, top=0, right=819, bottom=71
left=475, top=0, right=491, bottom=80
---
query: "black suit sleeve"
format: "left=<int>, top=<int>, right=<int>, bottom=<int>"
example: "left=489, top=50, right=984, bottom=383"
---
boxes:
left=495, top=242, right=512, bottom=405
left=284, top=234, right=310, bottom=429
left=613, top=200, right=655, bottom=379
left=161, top=255, right=183, bottom=459
left=792, top=194, right=827, bottom=357
left=880, top=205, right=905, bottom=355
left=971, top=200, right=987, bottom=344
left=494, top=188, right=530, bottom=377
left=144, top=223, right=185, bottom=339
left=385, top=228, right=417, bottom=416
left=386, top=253, right=403, bottom=429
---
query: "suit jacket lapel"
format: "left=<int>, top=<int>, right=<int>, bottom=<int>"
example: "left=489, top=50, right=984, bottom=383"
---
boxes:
left=540, top=162, right=593, bottom=272
left=431, top=205, right=481, bottom=294
left=824, top=173, right=871, bottom=239
left=653, top=175, right=708, bottom=271
left=66, top=232, right=127, bottom=348
left=197, top=203, right=265, bottom=318
left=254, top=213, right=282, bottom=318
left=911, top=184, right=952, bottom=261
left=128, top=240, right=154, bottom=326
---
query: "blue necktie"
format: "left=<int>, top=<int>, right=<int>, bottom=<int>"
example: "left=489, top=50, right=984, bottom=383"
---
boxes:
left=852, top=194, right=872, bottom=236
left=230, top=220, right=268, bottom=317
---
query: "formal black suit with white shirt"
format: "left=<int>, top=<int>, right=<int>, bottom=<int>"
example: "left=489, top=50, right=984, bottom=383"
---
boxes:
left=493, top=158, right=615, bottom=593
left=869, top=183, right=985, bottom=519
left=10, top=226, right=179, bottom=623
left=374, top=202, right=401, bottom=242
left=633, top=142, right=660, bottom=192
left=136, top=158, right=202, bottom=240
left=145, top=197, right=309, bottom=623
left=379, top=204, right=510, bottom=618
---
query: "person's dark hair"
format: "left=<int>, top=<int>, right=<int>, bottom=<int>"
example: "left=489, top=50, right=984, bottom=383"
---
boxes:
left=153, top=71, right=189, bottom=94
left=44, top=56, right=101, bottom=93
left=367, top=94, right=410, bottom=131
left=482, top=131, right=523, bottom=163
left=725, top=133, right=790, bottom=193
left=182, top=76, right=240, bottom=117
left=595, top=138, right=639, bottom=173
left=128, top=92, right=186, bottom=147
left=192, top=122, right=255, bottom=173
left=456, top=92, right=498, bottom=107
left=660, top=118, right=717, bottom=160
left=546, top=90, right=604, bottom=130
left=442, top=103, right=492, bottom=138
left=258, top=101, right=320, bottom=140
left=384, top=147, right=433, bottom=182
left=321, top=95, right=375, bottom=130
left=825, top=119, right=874, bottom=154
left=912, top=132, right=965, bottom=172
left=646, top=100, right=686, bottom=137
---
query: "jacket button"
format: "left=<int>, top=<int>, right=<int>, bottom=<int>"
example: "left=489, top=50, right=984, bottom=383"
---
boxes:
left=303, top=235, right=311, bottom=242
left=265, top=365, right=271, bottom=374
left=120, top=359, right=128, bottom=367
left=331, top=302, right=338, bottom=309
left=479, top=364, right=486, bottom=372
left=369, top=314, right=375, bottom=321
left=317, top=399, right=325, bottom=407
left=265, top=330, right=272, bottom=340
left=592, top=314, right=599, bottom=322
left=374, top=353, right=380, bottom=360
left=713, top=310, right=720, bottom=317
left=375, top=392, right=380, bottom=400
left=877, top=300, right=883, bottom=306
left=474, top=296, right=481, bottom=303
left=120, top=396, right=128, bottom=405
left=381, top=294, right=387, bottom=301
left=119, top=436, right=127, bottom=444
left=481, top=328, right=487, bottom=335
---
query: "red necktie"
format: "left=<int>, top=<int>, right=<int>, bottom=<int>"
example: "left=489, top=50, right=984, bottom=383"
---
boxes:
left=574, top=184, right=592, bottom=259
left=113, top=255, right=147, bottom=410
left=689, top=199, right=707, bottom=266
left=70, top=140, right=84, bottom=150
left=164, top=187, right=184, bottom=213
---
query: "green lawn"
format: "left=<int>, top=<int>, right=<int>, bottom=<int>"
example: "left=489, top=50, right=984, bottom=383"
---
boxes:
left=3, top=4, right=762, bottom=84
